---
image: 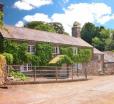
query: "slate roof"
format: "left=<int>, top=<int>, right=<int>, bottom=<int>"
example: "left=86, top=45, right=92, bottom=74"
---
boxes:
left=93, top=48, right=104, bottom=55
left=0, top=25, right=93, bottom=48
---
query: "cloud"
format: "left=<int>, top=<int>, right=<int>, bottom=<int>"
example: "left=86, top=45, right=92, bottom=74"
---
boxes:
left=18, top=3, right=114, bottom=34
left=23, top=13, right=51, bottom=22
left=51, top=3, right=114, bottom=34
left=15, top=21, right=24, bottom=27
left=14, top=0, right=53, bottom=10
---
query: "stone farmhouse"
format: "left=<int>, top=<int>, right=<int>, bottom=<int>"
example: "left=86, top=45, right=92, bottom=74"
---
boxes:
left=0, top=3, right=105, bottom=75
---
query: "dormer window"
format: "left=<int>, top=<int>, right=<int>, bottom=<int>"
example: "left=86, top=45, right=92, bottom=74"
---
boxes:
left=28, top=45, right=35, bottom=54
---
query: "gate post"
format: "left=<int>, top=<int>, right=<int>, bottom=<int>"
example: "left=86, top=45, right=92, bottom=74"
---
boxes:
left=72, top=66, right=73, bottom=80
left=34, top=66, right=36, bottom=82
left=56, top=67, right=58, bottom=81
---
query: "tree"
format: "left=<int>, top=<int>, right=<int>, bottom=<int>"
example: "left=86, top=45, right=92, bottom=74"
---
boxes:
left=92, top=37, right=104, bottom=51
left=92, top=29, right=111, bottom=51
left=25, top=21, right=69, bottom=35
left=81, top=22, right=96, bottom=44
left=49, top=22, right=65, bottom=34
left=0, top=11, right=3, bottom=28
left=74, top=48, right=92, bottom=79
left=25, top=21, right=56, bottom=33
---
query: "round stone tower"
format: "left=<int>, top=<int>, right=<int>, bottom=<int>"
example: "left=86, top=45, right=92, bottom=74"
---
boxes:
left=72, top=21, right=81, bottom=38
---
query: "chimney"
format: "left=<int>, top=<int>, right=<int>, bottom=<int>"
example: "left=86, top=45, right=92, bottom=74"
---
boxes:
left=72, top=21, right=81, bottom=38
left=0, top=3, right=3, bottom=11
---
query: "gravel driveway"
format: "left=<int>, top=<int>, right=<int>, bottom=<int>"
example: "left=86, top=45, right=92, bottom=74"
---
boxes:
left=0, top=75, right=114, bottom=104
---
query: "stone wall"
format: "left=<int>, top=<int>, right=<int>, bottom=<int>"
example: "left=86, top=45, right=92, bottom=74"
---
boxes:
left=104, top=62, right=114, bottom=75
left=86, top=54, right=104, bottom=75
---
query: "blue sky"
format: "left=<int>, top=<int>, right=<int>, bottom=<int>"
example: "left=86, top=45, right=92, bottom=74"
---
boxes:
left=1, top=0, right=114, bottom=34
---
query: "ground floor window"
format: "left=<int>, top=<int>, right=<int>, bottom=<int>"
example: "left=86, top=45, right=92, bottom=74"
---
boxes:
left=20, top=63, right=32, bottom=72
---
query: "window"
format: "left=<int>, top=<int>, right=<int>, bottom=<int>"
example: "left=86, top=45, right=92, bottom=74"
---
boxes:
left=23, top=63, right=32, bottom=71
left=28, top=45, right=35, bottom=54
left=53, top=46, right=60, bottom=55
left=73, top=47, right=78, bottom=55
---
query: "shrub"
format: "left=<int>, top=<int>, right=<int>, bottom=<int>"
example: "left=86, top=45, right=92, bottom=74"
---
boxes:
left=3, top=52, right=13, bottom=64
left=9, top=66, right=27, bottom=81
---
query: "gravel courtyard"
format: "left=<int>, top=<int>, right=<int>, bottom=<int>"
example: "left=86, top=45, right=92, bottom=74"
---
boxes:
left=0, top=75, right=114, bottom=104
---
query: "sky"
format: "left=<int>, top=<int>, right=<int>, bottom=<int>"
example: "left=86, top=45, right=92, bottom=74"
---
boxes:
left=1, top=0, right=114, bottom=34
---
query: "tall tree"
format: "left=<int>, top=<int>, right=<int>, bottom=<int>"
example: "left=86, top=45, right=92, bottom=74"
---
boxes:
left=81, top=22, right=96, bottom=44
left=92, top=29, right=111, bottom=51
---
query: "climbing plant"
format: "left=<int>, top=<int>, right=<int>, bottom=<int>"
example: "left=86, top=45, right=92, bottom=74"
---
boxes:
left=35, top=42, right=53, bottom=66
left=3, top=52, right=13, bottom=64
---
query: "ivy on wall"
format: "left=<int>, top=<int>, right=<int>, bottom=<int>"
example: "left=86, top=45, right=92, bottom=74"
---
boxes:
left=0, top=39, right=92, bottom=66
left=35, top=42, right=53, bottom=66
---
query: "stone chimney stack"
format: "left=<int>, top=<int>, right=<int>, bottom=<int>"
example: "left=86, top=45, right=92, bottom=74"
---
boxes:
left=72, top=21, right=81, bottom=38
left=0, top=3, right=3, bottom=11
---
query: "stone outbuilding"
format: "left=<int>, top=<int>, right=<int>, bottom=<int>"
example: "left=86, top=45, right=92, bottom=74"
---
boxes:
left=103, top=51, right=114, bottom=74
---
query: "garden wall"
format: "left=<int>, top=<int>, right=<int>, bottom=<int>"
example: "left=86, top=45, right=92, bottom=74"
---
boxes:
left=104, top=62, right=114, bottom=75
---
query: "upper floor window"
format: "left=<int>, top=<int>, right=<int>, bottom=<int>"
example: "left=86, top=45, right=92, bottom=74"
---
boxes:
left=53, top=46, right=60, bottom=55
left=73, top=47, right=78, bottom=55
left=28, top=45, right=35, bottom=54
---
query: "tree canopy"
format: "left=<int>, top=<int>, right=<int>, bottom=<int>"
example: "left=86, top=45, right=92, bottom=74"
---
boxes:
left=81, top=22, right=114, bottom=51
left=25, top=21, right=56, bottom=33
left=25, top=21, right=69, bottom=35
left=81, top=22, right=96, bottom=44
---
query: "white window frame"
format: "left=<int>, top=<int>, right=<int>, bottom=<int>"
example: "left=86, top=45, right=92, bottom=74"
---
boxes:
left=23, top=63, right=32, bottom=71
left=53, top=46, right=60, bottom=55
left=73, top=47, right=78, bottom=55
left=28, top=45, right=35, bottom=54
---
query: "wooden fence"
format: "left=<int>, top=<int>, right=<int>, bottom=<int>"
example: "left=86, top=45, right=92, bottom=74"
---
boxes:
left=6, top=65, right=88, bottom=84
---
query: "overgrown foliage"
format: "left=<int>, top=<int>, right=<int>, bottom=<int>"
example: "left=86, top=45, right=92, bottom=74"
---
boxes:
left=35, top=42, right=53, bottom=66
left=25, top=21, right=56, bottom=33
left=9, top=66, right=27, bottom=81
left=60, top=46, right=73, bottom=60
left=3, top=53, right=13, bottom=64
left=81, top=22, right=114, bottom=51
left=74, top=49, right=92, bottom=63
left=57, top=55, right=74, bottom=66
left=3, top=40, right=32, bottom=64
left=25, top=21, right=69, bottom=35
left=2, top=39, right=92, bottom=66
